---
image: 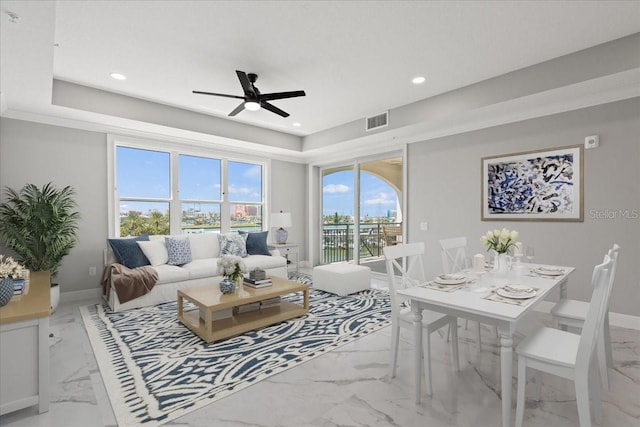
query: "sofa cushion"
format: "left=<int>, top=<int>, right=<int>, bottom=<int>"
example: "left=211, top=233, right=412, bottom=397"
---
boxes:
left=188, top=233, right=220, bottom=260
left=243, top=254, right=287, bottom=271
left=107, top=234, right=150, bottom=269
left=137, top=239, right=169, bottom=266
left=165, top=236, right=192, bottom=265
left=181, top=258, right=219, bottom=280
left=219, top=232, right=248, bottom=257
left=239, top=231, right=271, bottom=256
left=151, top=264, right=190, bottom=284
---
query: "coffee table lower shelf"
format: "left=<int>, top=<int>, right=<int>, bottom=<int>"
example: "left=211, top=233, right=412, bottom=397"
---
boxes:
left=179, top=301, right=307, bottom=343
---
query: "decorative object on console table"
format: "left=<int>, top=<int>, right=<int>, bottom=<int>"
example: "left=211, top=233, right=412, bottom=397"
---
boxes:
left=271, top=211, right=292, bottom=244
left=0, top=277, right=13, bottom=307
left=0, top=255, right=25, bottom=307
left=0, top=183, right=80, bottom=313
left=481, top=145, right=583, bottom=221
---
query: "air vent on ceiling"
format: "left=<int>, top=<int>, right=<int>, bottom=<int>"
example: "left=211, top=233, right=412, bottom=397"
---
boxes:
left=365, top=111, right=388, bottom=132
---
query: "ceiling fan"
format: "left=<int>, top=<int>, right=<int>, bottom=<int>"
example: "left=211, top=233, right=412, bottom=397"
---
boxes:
left=193, top=70, right=306, bottom=118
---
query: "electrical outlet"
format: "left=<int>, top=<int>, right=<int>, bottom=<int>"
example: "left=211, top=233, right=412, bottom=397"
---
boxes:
left=89, top=267, right=97, bottom=276
left=420, top=222, right=429, bottom=231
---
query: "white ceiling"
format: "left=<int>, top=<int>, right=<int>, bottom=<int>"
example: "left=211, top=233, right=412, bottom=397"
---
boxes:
left=1, top=1, right=639, bottom=143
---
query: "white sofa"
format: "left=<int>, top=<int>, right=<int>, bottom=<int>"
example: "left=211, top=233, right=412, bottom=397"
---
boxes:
left=104, top=233, right=288, bottom=312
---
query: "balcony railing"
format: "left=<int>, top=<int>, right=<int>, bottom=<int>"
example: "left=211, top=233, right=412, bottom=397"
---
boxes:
left=322, top=222, right=401, bottom=264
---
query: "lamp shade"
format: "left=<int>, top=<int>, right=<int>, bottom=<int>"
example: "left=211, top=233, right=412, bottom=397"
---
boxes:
left=270, top=212, right=292, bottom=229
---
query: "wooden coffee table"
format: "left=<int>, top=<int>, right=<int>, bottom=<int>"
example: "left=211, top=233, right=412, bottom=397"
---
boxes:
left=177, top=276, right=309, bottom=343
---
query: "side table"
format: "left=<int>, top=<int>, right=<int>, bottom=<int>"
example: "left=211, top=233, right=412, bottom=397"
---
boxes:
left=268, top=242, right=299, bottom=272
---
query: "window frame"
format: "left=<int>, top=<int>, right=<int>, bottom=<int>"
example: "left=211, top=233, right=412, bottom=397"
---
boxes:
left=107, top=135, right=269, bottom=237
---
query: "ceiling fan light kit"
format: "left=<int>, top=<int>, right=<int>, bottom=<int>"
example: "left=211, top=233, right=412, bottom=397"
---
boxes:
left=193, top=70, right=305, bottom=118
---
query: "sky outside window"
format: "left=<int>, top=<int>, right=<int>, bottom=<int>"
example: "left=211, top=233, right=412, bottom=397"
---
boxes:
left=323, top=170, right=398, bottom=218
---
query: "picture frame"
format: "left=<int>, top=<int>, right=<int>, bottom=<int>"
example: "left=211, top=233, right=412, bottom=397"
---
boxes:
left=481, top=145, right=583, bottom=222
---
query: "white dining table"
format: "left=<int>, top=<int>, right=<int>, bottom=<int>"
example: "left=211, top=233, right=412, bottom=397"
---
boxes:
left=397, top=263, right=574, bottom=427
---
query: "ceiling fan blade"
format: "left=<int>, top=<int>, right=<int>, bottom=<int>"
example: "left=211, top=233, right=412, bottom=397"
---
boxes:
left=260, top=90, right=306, bottom=101
left=261, top=101, right=289, bottom=118
left=236, top=70, right=256, bottom=98
left=228, top=102, right=245, bottom=116
left=193, top=90, right=244, bottom=100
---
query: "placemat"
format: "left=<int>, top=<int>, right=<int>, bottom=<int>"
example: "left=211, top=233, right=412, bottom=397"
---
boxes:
left=484, top=287, right=540, bottom=306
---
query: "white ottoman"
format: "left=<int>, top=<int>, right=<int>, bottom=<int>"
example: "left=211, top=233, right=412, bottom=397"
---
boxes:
left=313, top=263, right=371, bottom=296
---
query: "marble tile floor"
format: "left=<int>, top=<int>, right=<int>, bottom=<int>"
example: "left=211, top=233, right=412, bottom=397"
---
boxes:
left=1, top=293, right=639, bottom=427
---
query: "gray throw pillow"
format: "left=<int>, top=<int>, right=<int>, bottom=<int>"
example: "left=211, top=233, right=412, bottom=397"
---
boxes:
left=239, top=231, right=271, bottom=256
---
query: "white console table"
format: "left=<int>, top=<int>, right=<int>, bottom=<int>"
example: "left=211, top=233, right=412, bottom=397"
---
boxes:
left=0, top=271, right=50, bottom=416
left=268, top=242, right=299, bottom=272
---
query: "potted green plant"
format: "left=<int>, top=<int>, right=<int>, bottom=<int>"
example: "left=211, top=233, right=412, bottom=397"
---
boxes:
left=0, top=182, right=80, bottom=312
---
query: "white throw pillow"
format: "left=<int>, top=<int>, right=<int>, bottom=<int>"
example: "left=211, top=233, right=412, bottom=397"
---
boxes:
left=188, top=233, right=219, bottom=259
left=137, top=239, right=169, bottom=266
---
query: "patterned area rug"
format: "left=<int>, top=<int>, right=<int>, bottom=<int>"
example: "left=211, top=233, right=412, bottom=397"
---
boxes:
left=80, top=286, right=390, bottom=427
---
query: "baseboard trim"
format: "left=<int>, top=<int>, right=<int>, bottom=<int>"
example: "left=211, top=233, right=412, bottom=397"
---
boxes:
left=60, top=288, right=102, bottom=304
left=609, top=312, right=640, bottom=331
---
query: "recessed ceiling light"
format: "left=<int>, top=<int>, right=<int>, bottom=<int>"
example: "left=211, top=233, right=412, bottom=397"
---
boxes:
left=110, top=73, right=127, bottom=81
left=292, top=122, right=301, bottom=127
left=412, top=76, right=426, bottom=84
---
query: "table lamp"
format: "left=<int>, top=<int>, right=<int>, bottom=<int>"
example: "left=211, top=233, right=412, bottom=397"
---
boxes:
left=271, top=211, right=292, bottom=244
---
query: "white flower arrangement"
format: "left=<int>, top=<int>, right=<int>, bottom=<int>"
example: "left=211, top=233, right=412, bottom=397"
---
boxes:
left=217, top=255, right=247, bottom=281
left=0, top=254, right=24, bottom=280
left=480, top=228, right=519, bottom=255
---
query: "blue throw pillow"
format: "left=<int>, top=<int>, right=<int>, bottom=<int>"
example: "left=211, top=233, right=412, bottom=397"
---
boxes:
left=239, top=231, right=271, bottom=256
left=107, top=234, right=150, bottom=268
left=165, top=237, right=192, bottom=266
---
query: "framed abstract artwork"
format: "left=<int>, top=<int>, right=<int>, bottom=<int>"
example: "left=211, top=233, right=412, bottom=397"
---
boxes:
left=481, top=145, right=584, bottom=221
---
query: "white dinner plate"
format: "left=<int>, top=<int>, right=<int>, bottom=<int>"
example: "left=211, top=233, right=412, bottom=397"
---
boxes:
left=497, top=286, right=536, bottom=299
left=433, top=274, right=466, bottom=285
left=533, top=267, right=565, bottom=277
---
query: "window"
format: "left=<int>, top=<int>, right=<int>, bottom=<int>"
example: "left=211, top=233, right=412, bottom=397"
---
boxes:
left=179, top=154, right=221, bottom=234
left=228, top=161, right=263, bottom=232
left=112, top=142, right=265, bottom=237
left=116, top=147, right=170, bottom=236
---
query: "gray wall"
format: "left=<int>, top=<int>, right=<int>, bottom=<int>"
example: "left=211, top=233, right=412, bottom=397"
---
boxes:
left=0, top=119, right=108, bottom=293
left=0, top=118, right=307, bottom=295
left=407, top=98, right=640, bottom=317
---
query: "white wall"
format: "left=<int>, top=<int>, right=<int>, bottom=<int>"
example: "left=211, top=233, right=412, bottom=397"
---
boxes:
left=407, top=98, right=640, bottom=317
left=0, top=118, right=307, bottom=295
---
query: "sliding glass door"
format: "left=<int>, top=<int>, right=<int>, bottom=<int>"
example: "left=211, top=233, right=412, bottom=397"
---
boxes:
left=321, top=154, right=403, bottom=273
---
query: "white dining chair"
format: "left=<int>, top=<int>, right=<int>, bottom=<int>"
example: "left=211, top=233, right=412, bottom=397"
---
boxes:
left=383, top=242, right=459, bottom=396
left=439, top=237, right=493, bottom=349
left=515, top=254, right=615, bottom=427
left=550, top=244, right=620, bottom=390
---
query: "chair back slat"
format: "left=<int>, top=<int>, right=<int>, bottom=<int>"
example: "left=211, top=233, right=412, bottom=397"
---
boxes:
left=384, top=242, right=426, bottom=309
left=440, top=237, right=468, bottom=273
left=576, top=254, right=615, bottom=372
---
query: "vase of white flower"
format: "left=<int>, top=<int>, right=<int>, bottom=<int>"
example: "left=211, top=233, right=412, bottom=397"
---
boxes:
left=0, top=255, right=24, bottom=306
left=217, top=255, right=247, bottom=293
left=481, top=228, right=518, bottom=278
